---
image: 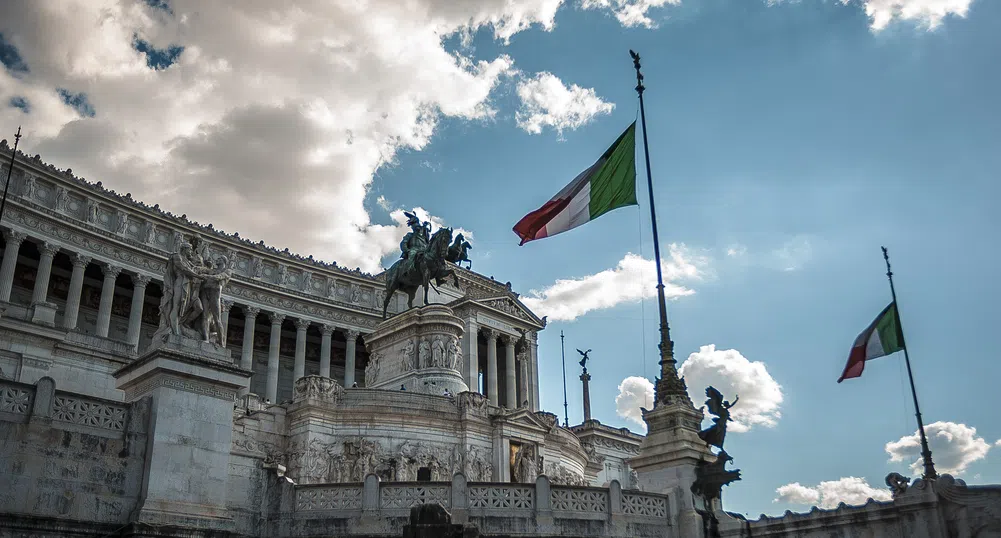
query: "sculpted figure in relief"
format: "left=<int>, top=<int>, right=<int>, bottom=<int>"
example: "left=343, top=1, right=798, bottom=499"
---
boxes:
left=143, top=221, right=156, bottom=244
left=22, top=174, right=36, bottom=199
left=87, top=200, right=100, bottom=223
left=446, top=337, right=459, bottom=369
left=117, top=212, right=129, bottom=235
left=418, top=338, right=431, bottom=369
left=365, top=353, right=381, bottom=384
left=251, top=257, right=263, bottom=279
left=277, top=264, right=289, bottom=286
left=54, top=187, right=69, bottom=212
left=301, top=270, right=312, bottom=292
left=399, top=339, right=415, bottom=371
left=513, top=445, right=537, bottom=483
left=431, top=336, right=444, bottom=367
left=350, top=284, right=361, bottom=303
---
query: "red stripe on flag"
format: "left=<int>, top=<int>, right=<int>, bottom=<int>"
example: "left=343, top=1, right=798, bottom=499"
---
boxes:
left=513, top=197, right=571, bottom=246
left=838, top=344, right=869, bottom=383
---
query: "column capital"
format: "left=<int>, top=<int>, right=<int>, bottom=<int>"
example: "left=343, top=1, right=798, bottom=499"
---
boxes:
left=101, top=263, right=122, bottom=279
left=294, top=318, right=311, bottom=331
left=132, top=274, right=152, bottom=288
left=243, top=305, right=260, bottom=318
left=3, top=229, right=26, bottom=245
left=269, top=312, right=286, bottom=325
left=71, top=253, right=92, bottom=268
left=320, top=323, right=336, bottom=336
left=39, top=241, right=59, bottom=257
left=499, top=333, right=516, bottom=345
left=221, top=299, right=233, bottom=313
left=482, top=327, right=496, bottom=341
left=345, top=328, right=360, bottom=340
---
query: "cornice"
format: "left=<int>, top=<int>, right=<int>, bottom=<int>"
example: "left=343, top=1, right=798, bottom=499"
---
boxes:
left=1, top=141, right=377, bottom=282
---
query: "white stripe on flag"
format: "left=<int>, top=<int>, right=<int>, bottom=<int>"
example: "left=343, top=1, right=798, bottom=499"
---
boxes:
left=545, top=180, right=591, bottom=237
left=865, top=329, right=884, bottom=360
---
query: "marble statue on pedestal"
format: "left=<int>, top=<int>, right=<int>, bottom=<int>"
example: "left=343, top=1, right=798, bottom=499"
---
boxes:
left=150, top=236, right=233, bottom=348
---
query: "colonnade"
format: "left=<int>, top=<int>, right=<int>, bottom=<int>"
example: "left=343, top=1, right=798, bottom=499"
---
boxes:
left=0, top=227, right=365, bottom=402
left=475, top=327, right=533, bottom=409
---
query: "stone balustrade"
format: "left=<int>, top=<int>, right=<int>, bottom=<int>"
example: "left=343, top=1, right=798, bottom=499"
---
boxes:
left=289, top=474, right=671, bottom=537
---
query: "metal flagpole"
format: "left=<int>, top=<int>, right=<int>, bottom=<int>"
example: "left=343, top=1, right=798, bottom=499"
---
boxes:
left=560, top=330, right=569, bottom=427
left=882, top=246, right=937, bottom=480
left=630, top=51, right=685, bottom=406
left=0, top=126, right=23, bottom=225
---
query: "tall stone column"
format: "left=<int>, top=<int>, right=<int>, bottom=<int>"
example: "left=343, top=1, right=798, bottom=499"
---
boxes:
left=238, top=304, right=260, bottom=396
left=62, top=254, right=91, bottom=330
left=239, top=306, right=260, bottom=397
left=518, top=351, right=529, bottom=408
left=344, top=329, right=359, bottom=387
left=126, top=274, right=151, bottom=349
left=31, top=241, right=58, bottom=304
left=484, top=329, right=498, bottom=406
left=266, top=312, right=285, bottom=404
left=95, top=263, right=122, bottom=338
left=0, top=229, right=25, bottom=302
left=463, top=319, right=479, bottom=391
left=529, top=331, right=540, bottom=411
left=580, top=369, right=592, bottom=422
left=319, top=324, right=334, bottom=379
left=220, top=299, right=232, bottom=345
left=503, top=335, right=516, bottom=408
left=293, top=318, right=309, bottom=382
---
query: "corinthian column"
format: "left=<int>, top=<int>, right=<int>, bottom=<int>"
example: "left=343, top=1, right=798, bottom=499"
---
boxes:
left=503, top=335, right=516, bottom=408
left=344, top=329, right=359, bottom=387
left=0, top=230, right=26, bottom=302
left=266, top=312, right=285, bottom=404
left=31, top=241, right=58, bottom=304
left=293, top=318, right=309, bottom=382
left=319, top=324, right=334, bottom=378
left=463, top=319, right=479, bottom=390
left=484, top=329, right=498, bottom=406
left=63, top=254, right=91, bottom=330
left=220, top=300, right=232, bottom=345
left=518, top=350, right=529, bottom=408
left=239, top=306, right=260, bottom=397
left=95, top=263, right=122, bottom=338
left=126, top=274, right=151, bottom=349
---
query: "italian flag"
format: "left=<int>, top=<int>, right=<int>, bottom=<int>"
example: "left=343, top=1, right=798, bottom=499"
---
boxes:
left=513, top=122, right=638, bottom=245
left=838, top=302, right=905, bottom=383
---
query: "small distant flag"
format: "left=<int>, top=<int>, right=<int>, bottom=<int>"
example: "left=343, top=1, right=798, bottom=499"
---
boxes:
left=513, top=122, right=638, bottom=245
left=838, top=302, right=905, bottom=383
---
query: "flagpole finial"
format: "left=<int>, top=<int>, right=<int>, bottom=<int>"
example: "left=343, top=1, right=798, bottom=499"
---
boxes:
left=629, top=50, right=645, bottom=95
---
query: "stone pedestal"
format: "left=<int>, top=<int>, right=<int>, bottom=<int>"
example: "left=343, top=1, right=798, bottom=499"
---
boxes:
left=364, top=305, right=468, bottom=395
left=628, top=400, right=713, bottom=538
left=29, top=301, right=57, bottom=326
left=113, top=334, right=251, bottom=532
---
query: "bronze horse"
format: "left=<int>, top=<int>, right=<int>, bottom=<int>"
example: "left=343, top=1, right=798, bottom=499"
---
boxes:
left=382, top=226, right=460, bottom=319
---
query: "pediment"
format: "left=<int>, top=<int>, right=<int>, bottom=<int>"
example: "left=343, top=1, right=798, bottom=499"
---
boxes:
left=497, top=408, right=558, bottom=433
left=474, top=295, right=544, bottom=327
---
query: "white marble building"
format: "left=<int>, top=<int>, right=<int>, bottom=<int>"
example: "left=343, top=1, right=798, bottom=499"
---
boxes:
left=1, top=140, right=998, bottom=538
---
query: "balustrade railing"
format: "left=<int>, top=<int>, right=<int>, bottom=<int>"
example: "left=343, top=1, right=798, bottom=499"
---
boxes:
left=293, top=473, right=671, bottom=525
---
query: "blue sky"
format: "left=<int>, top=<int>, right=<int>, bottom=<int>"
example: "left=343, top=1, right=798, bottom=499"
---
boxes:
left=1, top=0, right=998, bottom=517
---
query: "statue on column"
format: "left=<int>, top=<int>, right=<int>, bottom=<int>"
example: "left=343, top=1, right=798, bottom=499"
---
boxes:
left=151, top=236, right=233, bottom=347
left=698, top=386, right=738, bottom=450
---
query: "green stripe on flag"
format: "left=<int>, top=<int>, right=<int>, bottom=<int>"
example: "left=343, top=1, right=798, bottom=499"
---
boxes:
left=588, top=122, right=638, bottom=219
left=875, top=302, right=905, bottom=355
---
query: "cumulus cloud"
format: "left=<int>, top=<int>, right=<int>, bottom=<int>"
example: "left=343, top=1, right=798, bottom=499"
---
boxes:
left=678, top=345, right=783, bottom=433
left=580, top=0, right=681, bottom=28
left=615, top=376, right=655, bottom=431
left=885, top=421, right=991, bottom=476
left=521, top=243, right=707, bottom=321
left=996, top=439, right=1001, bottom=447
left=515, top=72, right=614, bottom=137
left=774, top=477, right=892, bottom=509
left=0, top=0, right=562, bottom=273
left=853, top=0, right=975, bottom=31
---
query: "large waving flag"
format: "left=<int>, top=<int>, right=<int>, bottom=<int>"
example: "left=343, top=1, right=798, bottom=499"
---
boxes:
left=838, top=302, right=905, bottom=382
left=513, top=122, right=638, bottom=245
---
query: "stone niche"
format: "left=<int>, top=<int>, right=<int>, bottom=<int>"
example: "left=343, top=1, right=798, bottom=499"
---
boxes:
left=364, top=304, right=468, bottom=395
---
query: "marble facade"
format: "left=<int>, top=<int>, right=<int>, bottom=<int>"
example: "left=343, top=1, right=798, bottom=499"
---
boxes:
left=2, top=141, right=999, bottom=538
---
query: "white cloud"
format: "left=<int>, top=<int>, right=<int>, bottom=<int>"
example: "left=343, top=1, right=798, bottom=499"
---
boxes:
left=678, top=345, right=783, bottom=433
left=0, top=0, right=562, bottom=273
left=615, top=376, right=655, bottom=431
left=774, top=477, right=892, bottom=509
left=885, top=421, right=991, bottom=476
left=580, top=0, right=681, bottom=28
left=726, top=244, right=747, bottom=258
left=770, top=235, right=813, bottom=272
left=521, top=243, right=707, bottom=322
left=515, top=72, right=614, bottom=137
left=851, top=0, right=974, bottom=31
left=996, top=439, right=1001, bottom=447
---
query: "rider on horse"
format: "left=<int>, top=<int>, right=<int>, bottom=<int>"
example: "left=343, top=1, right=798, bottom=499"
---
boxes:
left=400, top=211, right=430, bottom=262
